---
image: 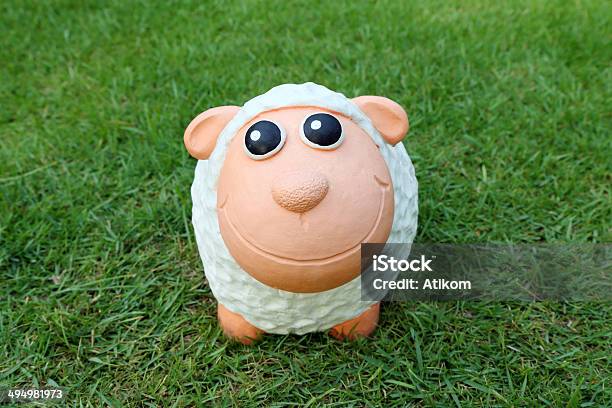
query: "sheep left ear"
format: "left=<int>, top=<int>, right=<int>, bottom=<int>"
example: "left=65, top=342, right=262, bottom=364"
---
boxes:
left=352, top=96, right=409, bottom=146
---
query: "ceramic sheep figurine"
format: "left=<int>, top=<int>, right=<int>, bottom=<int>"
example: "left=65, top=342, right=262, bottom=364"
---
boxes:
left=184, top=83, right=417, bottom=344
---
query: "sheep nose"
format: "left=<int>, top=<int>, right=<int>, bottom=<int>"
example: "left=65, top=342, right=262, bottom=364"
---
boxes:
left=271, top=170, right=329, bottom=213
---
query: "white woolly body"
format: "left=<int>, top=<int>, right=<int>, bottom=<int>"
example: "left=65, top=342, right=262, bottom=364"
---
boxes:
left=191, top=83, right=418, bottom=334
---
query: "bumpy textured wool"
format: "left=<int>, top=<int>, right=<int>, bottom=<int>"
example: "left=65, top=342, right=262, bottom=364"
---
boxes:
left=191, top=83, right=418, bottom=334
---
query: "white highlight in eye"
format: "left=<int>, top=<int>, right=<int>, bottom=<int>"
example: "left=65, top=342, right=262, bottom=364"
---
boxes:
left=310, top=120, right=322, bottom=130
left=250, top=130, right=261, bottom=141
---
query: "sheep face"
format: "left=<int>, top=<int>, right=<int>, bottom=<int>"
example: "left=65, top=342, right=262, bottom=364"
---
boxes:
left=184, top=84, right=410, bottom=299
left=217, top=106, right=394, bottom=293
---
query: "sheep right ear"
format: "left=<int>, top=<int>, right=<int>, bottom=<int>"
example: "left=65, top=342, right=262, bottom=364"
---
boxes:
left=184, top=106, right=240, bottom=160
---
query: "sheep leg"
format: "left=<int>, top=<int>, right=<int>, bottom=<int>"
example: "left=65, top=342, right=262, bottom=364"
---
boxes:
left=329, top=303, right=380, bottom=340
left=217, top=303, right=264, bottom=345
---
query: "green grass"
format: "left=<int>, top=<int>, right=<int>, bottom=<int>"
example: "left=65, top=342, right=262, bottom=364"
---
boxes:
left=1, top=0, right=610, bottom=406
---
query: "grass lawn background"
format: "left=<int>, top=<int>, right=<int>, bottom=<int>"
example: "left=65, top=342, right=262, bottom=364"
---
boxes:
left=1, top=0, right=610, bottom=406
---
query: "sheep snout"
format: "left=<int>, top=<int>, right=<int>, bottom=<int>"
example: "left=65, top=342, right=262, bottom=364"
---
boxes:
left=271, top=171, right=329, bottom=213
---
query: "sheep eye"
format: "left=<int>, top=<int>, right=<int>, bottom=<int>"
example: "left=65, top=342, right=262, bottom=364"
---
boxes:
left=301, top=113, right=343, bottom=150
left=244, top=120, right=286, bottom=160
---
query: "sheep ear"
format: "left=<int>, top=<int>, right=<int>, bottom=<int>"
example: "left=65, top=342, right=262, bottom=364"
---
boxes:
left=184, top=106, right=240, bottom=160
left=352, top=96, right=409, bottom=146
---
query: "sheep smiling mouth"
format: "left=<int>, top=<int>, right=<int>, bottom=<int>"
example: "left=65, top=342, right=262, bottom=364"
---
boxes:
left=218, top=175, right=390, bottom=265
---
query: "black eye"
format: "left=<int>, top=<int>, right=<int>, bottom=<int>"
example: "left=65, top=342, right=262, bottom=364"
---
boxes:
left=301, top=113, right=343, bottom=149
left=244, top=120, right=286, bottom=160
